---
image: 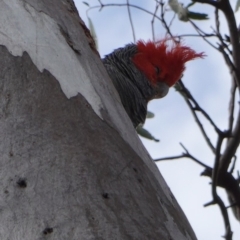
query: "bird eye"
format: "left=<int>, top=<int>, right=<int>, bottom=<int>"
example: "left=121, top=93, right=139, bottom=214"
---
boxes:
left=155, top=66, right=160, bottom=75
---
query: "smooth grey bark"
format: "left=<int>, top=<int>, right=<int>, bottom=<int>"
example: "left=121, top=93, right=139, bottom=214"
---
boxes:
left=0, top=0, right=197, bottom=239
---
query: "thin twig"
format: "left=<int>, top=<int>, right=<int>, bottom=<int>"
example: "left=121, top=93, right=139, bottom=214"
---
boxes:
left=214, top=8, right=232, bottom=56
left=214, top=8, right=234, bottom=70
left=159, top=0, right=176, bottom=40
left=151, top=1, right=160, bottom=42
left=189, top=20, right=218, bottom=50
left=87, top=3, right=163, bottom=22
left=168, top=11, right=176, bottom=29
left=126, top=0, right=136, bottom=43
left=177, top=81, right=216, bottom=153
left=179, top=81, right=221, bottom=133
left=178, top=33, right=216, bottom=38
left=155, top=143, right=211, bottom=169
left=214, top=8, right=237, bottom=137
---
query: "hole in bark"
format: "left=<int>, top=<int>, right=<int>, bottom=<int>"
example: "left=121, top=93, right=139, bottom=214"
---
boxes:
left=17, top=178, right=27, bottom=188
left=43, top=227, right=53, bottom=235
left=102, top=192, right=109, bottom=199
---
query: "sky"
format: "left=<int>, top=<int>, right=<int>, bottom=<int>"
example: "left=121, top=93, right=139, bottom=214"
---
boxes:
left=74, top=1, right=240, bottom=239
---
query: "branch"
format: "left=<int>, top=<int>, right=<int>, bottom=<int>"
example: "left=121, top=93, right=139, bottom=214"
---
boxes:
left=220, top=0, right=240, bottom=86
left=189, top=20, right=218, bottom=50
left=177, top=80, right=219, bottom=153
left=214, top=8, right=233, bottom=57
left=155, top=143, right=210, bottom=169
left=159, top=0, right=176, bottom=39
left=219, top=111, right=240, bottom=174
left=216, top=0, right=240, bottom=176
left=204, top=135, right=233, bottom=240
left=214, top=8, right=237, bottom=136
left=202, top=169, right=240, bottom=222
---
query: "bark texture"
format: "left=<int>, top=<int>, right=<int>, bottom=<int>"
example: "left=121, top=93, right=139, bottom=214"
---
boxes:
left=0, top=0, right=197, bottom=239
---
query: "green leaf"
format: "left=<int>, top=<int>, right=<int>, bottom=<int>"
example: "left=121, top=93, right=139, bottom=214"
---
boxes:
left=82, top=1, right=89, bottom=7
left=88, top=17, right=98, bottom=51
left=146, top=111, right=155, bottom=118
left=169, top=0, right=208, bottom=22
left=168, top=0, right=181, bottom=13
left=168, top=0, right=188, bottom=22
left=137, top=126, right=160, bottom=142
left=187, top=11, right=208, bottom=20
left=236, top=0, right=240, bottom=12
left=186, top=2, right=195, bottom=8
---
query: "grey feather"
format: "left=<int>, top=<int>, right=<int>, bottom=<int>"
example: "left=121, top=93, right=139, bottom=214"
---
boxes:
left=102, top=44, right=168, bottom=128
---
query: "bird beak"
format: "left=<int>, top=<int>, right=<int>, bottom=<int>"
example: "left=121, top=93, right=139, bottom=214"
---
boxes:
left=154, top=82, right=169, bottom=99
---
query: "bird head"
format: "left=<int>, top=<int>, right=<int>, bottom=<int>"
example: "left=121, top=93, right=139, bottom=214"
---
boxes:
left=132, top=39, right=205, bottom=89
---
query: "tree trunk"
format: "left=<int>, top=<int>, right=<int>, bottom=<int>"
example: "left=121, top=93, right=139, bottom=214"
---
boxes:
left=0, top=0, right=197, bottom=239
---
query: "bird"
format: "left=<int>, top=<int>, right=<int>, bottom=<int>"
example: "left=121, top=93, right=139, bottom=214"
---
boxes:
left=102, top=39, right=204, bottom=128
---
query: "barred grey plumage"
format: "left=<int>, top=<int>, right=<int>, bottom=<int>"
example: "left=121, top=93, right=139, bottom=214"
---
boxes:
left=102, top=44, right=169, bottom=128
